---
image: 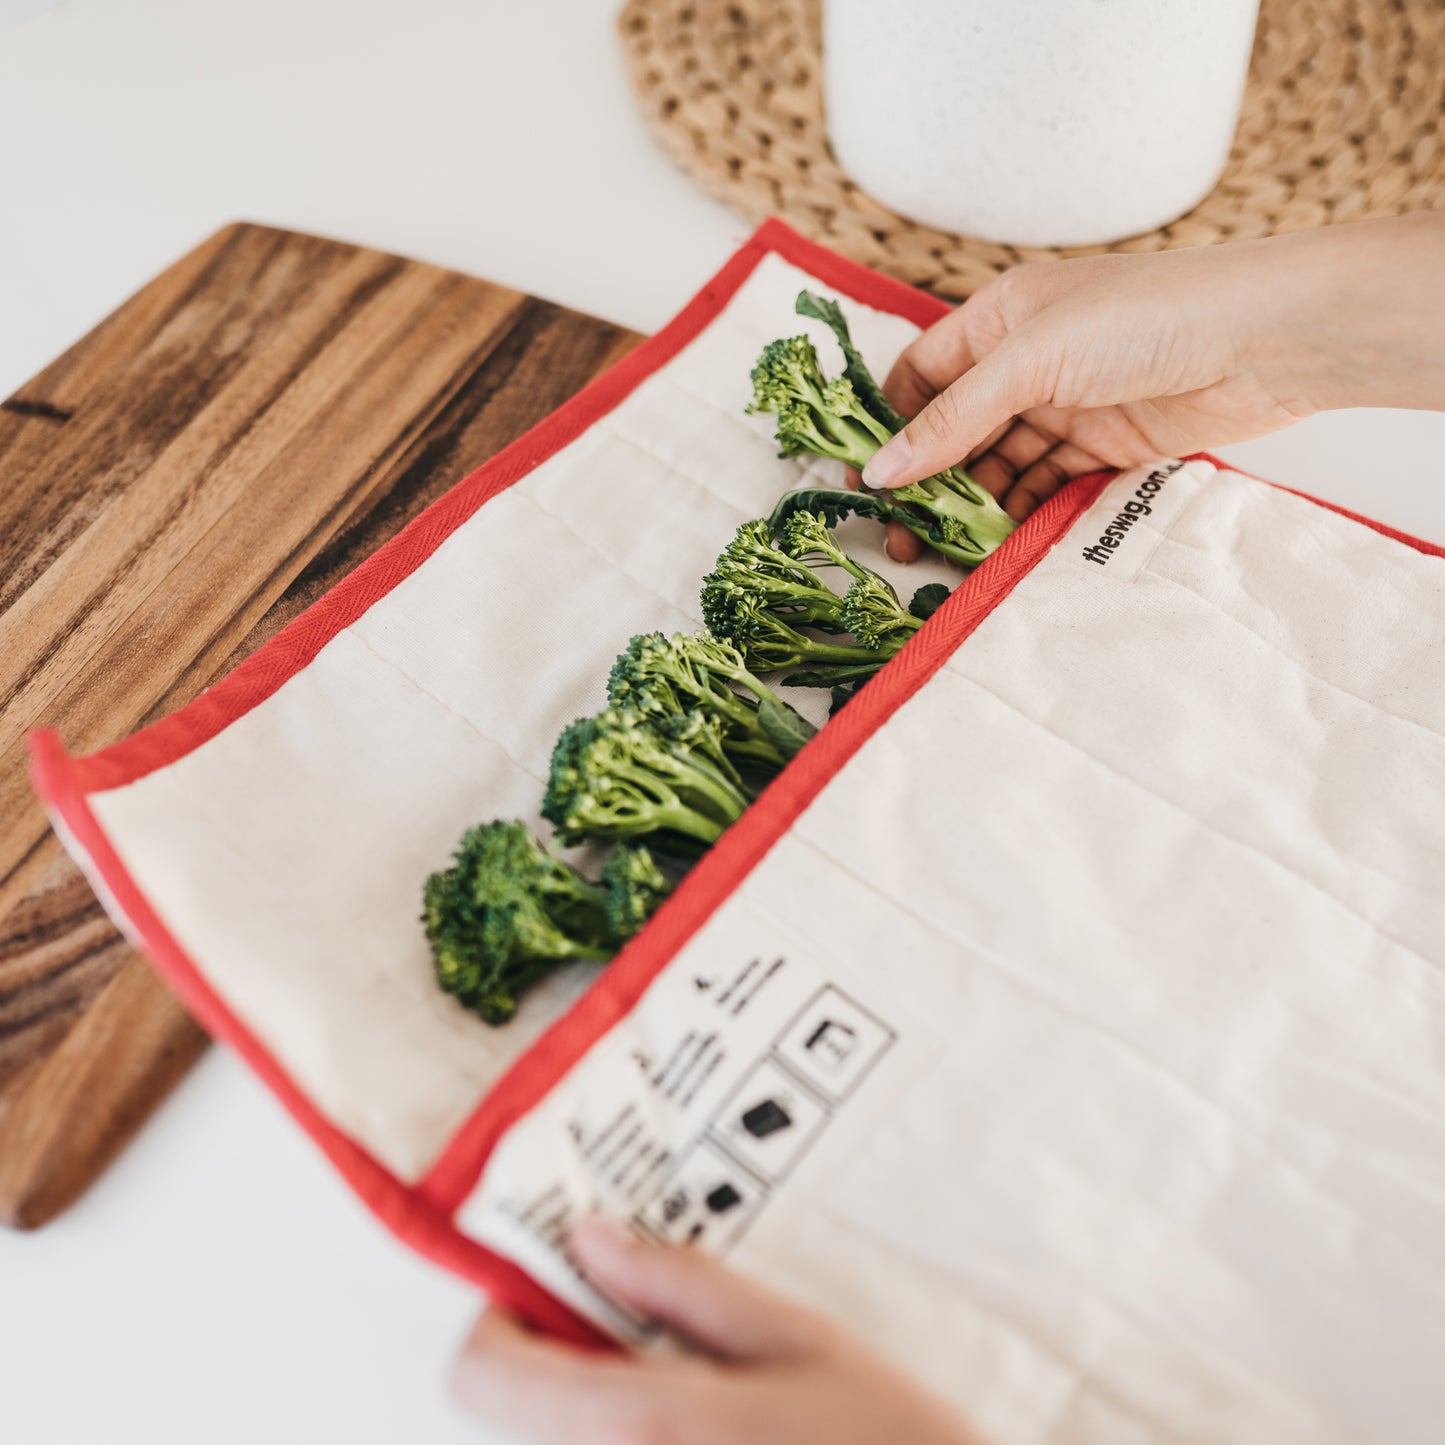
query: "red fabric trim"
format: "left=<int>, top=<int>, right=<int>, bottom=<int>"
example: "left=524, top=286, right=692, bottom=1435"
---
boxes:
left=1280, top=490, right=1445, bottom=558
left=1190, top=451, right=1445, bottom=562
left=26, top=221, right=1445, bottom=1343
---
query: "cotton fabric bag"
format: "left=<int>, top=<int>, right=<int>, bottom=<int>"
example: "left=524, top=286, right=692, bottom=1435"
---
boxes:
left=31, top=220, right=1445, bottom=1445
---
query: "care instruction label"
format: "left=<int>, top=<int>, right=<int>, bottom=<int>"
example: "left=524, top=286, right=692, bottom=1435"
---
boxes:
left=1067, top=457, right=1212, bottom=582
left=455, top=948, right=896, bottom=1342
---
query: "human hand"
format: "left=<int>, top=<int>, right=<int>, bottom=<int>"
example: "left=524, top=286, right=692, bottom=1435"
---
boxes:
left=452, top=1217, right=986, bottom=1445
left=862, top=212, right=1445, bottom=561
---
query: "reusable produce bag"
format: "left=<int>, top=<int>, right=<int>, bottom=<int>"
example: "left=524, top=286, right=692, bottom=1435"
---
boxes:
left=31, top=221, right=1445, bottom=1445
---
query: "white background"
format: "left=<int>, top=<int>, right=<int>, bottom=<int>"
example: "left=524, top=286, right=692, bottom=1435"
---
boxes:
left=1, top=3, right=1441, bottom=1442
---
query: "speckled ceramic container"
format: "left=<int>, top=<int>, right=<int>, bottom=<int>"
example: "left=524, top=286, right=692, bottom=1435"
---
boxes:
left=824, top=0, right=1260, bottom=248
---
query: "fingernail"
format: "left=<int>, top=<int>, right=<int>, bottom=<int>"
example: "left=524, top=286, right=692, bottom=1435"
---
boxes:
left=861, top=432, right=913, bottom=489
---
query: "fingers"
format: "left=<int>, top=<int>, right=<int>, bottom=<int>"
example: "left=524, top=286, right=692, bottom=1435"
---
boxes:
left=452, top=1305, right=638, bottom=1444
left=571, top=1216, right=825, bottom=1363
left=884, top=521, right=924, bottom=563
left=863, top=334, right=1054, bottom=491
left=882, top=345, right=955, bottom=423
left=881, top=272, right=1029, bottom=421
left=966, top=419, right=1059, bottom=502
left=964, top=419, right=1014, bottom=464
left=947, top=414, right=1108, bottom=521
left=1005, top=441, right=1104, bottom=520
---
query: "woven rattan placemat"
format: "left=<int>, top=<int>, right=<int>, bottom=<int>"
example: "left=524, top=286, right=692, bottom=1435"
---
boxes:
left=619, top=0, right=1444, bottom=298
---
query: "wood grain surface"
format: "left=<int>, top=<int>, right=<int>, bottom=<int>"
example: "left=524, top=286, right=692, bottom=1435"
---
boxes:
left=0, top=223, right=641, bottom=1227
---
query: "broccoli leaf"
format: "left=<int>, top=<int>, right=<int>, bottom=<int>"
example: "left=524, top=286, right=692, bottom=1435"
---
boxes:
left=795, top=289, right=906, bottom=434
left=908, top=582, right=952, bottom=621
left=782, top=659, right=889, bottom=690
left=755, top=692, right=818, bottom=758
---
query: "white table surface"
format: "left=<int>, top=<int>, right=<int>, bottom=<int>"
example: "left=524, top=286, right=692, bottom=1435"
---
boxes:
left=2, top=3, right=1441, bottom=1442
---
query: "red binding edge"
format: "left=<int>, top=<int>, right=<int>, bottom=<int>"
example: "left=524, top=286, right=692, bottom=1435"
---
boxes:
left=26, top=218, right=1445, bottom=1346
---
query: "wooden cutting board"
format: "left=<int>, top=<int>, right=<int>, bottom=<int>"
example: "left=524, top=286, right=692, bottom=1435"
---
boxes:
left=0, top=224, right=641, bottom=1228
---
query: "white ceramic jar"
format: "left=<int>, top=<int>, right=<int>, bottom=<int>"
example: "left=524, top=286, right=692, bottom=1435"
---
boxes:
left=824, top=0, right=1260, bottom=247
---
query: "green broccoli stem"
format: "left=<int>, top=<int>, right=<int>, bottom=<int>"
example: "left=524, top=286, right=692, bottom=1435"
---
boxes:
left=654, top=805, right=727, bottom=845
left=883, top=505, right=995, bottom=567
left=783, top=659, right=888, bottom=690
left=721, top=733, right=790, bottom=770
left=681, top=692, right=792, bottom=773
left=801, top=640, right=895, bottom=664
left=884, top=611, right=923, bottom=635
left=749, top=631, right=899, bottom=673
left=811, top=424, right=1014, bottom=558
left=701, top=652, right=817, bottom=764
left=737, top=574, right=846, bottom=629
left=894, top=473, right=1017, bottom=552
left=822, top=418, right=890, bottom=469
left=785, top=416, right=878, bottom=472
left=791, top=417, right=1014, bottom=565
left=785, top=529, right=869, bottom=583
left=711, top=654, right=801, bottom=719
left=672, top=770, right=751, bottom=829
left=611, top=757, right=746, bottom=841
left=696, top=682, right=768, bottom=735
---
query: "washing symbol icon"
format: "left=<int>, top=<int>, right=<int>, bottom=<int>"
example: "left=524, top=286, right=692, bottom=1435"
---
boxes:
left=804, top=1018, right=857, bottom=1071
left=705, top=1182, right=743, bottom=1214
left=740, top=1097, right=793, bottom=1139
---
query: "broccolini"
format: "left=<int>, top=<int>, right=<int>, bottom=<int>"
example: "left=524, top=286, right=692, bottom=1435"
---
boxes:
left=543, top=707, right=753, bottom=851
left=751, top=290, right=1016, bottom=567
left=423, top=293, right=977, bottom=1030
left=698, top=519, right=848, bottom=636
left=780, top=509, right=923, bottom=651
left=607, top=630, right=816, bottom=774
left=601, top=843, right=673, bottom=942
left=423, top=821, right=671, bottom=1026
left=702, top=516, right=920, bottom=685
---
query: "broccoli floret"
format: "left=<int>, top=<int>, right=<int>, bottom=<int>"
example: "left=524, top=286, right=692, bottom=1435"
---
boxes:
left=750, top=337, right=894, bottom=469
left=703, top=516, right=915, bottom=678
left=839, top=573, right=923, bottom=650
left=652, top=706, right=747, bottom=789
left=778, top=507, right=872, bottom=582
left=542, top=707, right=753, bottom=852
left=601, top=842, right=672, bottom=942
left=779, top=508, right=921, bottom=650
left=422, top=824, right=679, bottom=1026
left=709, top=592, right=897, bottom=677
left=748, top=293, right=1019, bottom=567
left=422, top=821, right=614, bottom=1026
left=700, top=519, right=848, bottom=638
left=607, top=631, right=816, bottom=774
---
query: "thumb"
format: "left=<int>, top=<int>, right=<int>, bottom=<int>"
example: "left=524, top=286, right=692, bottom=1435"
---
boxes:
left=862, top=333, right=1053, bottom=490
left=570, top=1216, right=824, bottom=1362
